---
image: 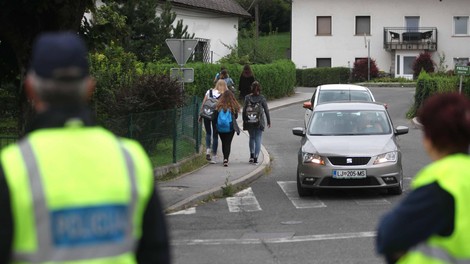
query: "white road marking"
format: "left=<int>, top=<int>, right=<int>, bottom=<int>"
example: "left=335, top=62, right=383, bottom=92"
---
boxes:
left=277, top=181, right=326, bottom=208
left=352, top=197, right=391, bottom=205
left=227, top=187, right=262, bottom=212
left=172, top=231, right=377, bottom=246
left=168, top=207, right=196, bottom=215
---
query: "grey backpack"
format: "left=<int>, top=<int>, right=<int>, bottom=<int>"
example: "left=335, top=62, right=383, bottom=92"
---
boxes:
left=200, top=90, right=219, bottom=120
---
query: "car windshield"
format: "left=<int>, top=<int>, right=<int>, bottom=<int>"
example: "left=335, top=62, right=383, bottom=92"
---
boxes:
left=308, top=110, right=391, bottom=135
left=318, top=90, right=373, bottom=104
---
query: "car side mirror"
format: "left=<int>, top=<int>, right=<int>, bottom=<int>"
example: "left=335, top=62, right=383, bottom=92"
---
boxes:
left=292, top=127, right=306, bottom=137
left=303, top=101, right=312, bottom=110
left=395, top=126, right=409, bottom=135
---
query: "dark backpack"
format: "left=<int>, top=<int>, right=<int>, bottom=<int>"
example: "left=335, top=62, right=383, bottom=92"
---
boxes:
left=245, top=97, right=263, bottom=127
left=217, top=109, right=232, bottom=133
left=200, top=90, right=219, bottom=120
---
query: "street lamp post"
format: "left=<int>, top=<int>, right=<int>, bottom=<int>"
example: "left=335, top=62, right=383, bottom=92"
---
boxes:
left=364, top=33, right=370, bottom=81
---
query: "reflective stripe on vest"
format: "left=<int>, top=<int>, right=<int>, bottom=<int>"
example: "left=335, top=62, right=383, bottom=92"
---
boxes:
left=13, top=139, right=138, bottom=262
left=411, top=243, right=470, bottom=264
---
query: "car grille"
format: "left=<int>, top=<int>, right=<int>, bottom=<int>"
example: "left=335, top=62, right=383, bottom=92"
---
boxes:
left=328, top=156, right=371, bottom=166
left=319, top=177, right=380, bottom=187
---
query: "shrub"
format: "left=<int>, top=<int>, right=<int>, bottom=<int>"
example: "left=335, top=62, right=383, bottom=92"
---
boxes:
left=298, top=67, right=350, bottom=87
left=412, top=52, right=435, bottom=79
left=352, top=59, right=379, bottom=82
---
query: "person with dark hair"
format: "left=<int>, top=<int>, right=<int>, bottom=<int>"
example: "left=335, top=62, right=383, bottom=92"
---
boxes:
left=242, top=81, right=271, bottom=165
left=218, top=69, right=236, bottom=94
left=213, top=65, right=226, bottom=84
left=376, top=92, right=470, bottom=263
left=238, top=64, right=255, bottom=100
left=0, top=32, right=170, bottom=263
left=214, top=91, right=241, bottom=167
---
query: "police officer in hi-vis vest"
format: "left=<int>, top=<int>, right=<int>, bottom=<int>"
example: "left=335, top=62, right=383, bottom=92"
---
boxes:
left=377, top=93, right=470, bottom=264
left=0, top=32, right=170, bottom=263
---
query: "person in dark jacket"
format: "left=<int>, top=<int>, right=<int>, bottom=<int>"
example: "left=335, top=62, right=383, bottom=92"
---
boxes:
left=238, top=64, right=255, bottom=100
left=376, top=93, right=470, bottom=264
left=0, top=32, right=170, bottom=264
left=242, top=81, right=271, bottom=165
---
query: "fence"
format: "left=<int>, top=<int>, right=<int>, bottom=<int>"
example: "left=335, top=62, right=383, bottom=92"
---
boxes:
left=100, top=96, right=202, bottom=166
left=0, top=96, right=203, bottom=167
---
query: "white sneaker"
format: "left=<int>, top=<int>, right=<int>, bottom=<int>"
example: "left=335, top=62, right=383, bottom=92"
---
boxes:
left=210, top=155, right=218, bottom=164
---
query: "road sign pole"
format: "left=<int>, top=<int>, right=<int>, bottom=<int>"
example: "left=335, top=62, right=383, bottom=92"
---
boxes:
left=459, top=74, right=463, bottom=94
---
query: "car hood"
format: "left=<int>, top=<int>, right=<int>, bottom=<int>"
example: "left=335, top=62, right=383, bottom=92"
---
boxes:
left=302, top=135, right=398, bottom=156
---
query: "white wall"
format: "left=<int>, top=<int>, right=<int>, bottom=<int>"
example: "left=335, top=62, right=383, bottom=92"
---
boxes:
left=167, top=7, right=239, bottom=63
left=292, top=0, right=470, bottom=74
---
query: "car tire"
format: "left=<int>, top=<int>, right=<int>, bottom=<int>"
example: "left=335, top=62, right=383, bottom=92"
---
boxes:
left=387, top=176, right=403, bottom=195
left=297, top=170, right=312, bottom=197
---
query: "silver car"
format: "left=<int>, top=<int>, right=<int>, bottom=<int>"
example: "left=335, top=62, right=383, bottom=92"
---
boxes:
left=292, top=102, right=408, bottom=196
left=303, top=84, right=376, bottom=126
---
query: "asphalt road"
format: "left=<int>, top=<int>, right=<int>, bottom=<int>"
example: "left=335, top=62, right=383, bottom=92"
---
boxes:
left=167, top=86, right=431, bottom=264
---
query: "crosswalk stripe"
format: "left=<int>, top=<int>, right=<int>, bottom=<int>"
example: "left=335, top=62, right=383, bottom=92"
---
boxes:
left=168, top=207, right=196, bottom=215
left=227, top=187, right=262, bottom=212
left=277, top=181, right=326, bottom=209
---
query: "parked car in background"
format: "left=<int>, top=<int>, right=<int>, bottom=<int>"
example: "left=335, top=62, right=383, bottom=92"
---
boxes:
left=293, top=102, right=408, bottom=197
left=303, top=84, right=376, bottom=126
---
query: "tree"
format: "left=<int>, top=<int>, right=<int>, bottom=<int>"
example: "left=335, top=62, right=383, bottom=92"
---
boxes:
left=82, top=0, right=194, bottom=62
left=412, top=52, right=435, bottom=78
left=236, top=0, right=291, bottom=34
left=0, top=0, right=95, bottom=135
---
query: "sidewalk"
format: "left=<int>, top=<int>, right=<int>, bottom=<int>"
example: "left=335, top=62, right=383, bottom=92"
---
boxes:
left=159, top=88, right=314, bottom=213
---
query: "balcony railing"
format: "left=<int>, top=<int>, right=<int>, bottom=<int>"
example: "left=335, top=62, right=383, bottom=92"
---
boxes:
left=384, top=27, right=437, bottom=51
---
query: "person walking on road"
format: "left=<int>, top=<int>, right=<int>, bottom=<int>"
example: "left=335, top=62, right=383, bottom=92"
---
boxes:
left=214, top=90, right=241, bottom=167
left=376, top=92, right=470, bottom=264
left=238, top=64, right=255, bottom=101
left=0, top=32, right=170, bottom=264
left=243, top=81, right=271, bottom=165
left=199, top=80, right=228, bottom=163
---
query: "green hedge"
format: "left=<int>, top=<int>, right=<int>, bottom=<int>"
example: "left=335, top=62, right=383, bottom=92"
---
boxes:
left=144, top=59, right=296, bottom=99
left=295, top=67, right=350, bottom=87
left=407, top=71, right=470, bottom=118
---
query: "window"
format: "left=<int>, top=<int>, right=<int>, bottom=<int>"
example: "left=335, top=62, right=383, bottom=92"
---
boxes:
left=405, top=16, right=420, bottom=31
left=317, top=16, right=332, bottom=35
left=454, top=16, right=469, bottom=35
left=317, top=58, right=331, bottom=68
left=356, top=16, right=370, bottom=35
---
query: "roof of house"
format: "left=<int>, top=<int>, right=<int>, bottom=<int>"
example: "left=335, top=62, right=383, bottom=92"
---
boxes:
left=169, top=0, right=251, bottom=17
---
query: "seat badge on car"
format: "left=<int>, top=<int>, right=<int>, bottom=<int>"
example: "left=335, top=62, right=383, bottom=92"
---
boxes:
left=347, top=158, right=352, bottom=164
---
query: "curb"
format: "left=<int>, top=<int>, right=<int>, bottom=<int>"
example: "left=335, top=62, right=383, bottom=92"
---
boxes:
left=164, top=141, right=270, bottom=213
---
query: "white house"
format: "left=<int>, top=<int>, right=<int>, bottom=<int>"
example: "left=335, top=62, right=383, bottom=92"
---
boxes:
left=165, top=0, right=251, bottom=63
left=291, top=0, right=470, bottom=79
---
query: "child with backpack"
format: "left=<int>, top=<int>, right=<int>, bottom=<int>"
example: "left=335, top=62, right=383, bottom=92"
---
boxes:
left=214, top=90, right=241, bottom=167
left=243, top=81, right=271, bottom=165
left=199, top=80, right=228, bottom=163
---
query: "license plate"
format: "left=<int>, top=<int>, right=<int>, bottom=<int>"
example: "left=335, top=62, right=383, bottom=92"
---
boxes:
left=332, top=170, right=367, bottom=179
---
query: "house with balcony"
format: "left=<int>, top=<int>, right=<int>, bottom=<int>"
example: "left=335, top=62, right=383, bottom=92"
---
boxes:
left=164, top=0, right=250, bottom=63
left=291, top=0, right=470, bottom=79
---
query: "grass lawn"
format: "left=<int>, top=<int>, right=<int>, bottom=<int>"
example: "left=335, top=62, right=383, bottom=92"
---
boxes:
left=258, top=32, right=291, bottom=60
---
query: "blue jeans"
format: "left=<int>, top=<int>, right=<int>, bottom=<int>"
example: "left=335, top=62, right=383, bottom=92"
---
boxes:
left=203, top=118, right=218, bottom=155
left=248, top=128, right=263, bottom=158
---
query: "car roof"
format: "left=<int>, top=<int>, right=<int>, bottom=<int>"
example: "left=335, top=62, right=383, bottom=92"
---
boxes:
left=314, top=101, right=386, bottom=111
left=317, top=84, right=370, bottom=91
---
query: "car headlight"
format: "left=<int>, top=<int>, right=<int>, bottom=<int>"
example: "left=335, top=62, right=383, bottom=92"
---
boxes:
left=373, top=151, right=398, bottom=164
left=303, top=153, right=325, bottom=165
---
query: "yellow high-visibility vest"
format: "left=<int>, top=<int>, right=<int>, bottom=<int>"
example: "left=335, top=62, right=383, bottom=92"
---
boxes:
left=398, top=154, right=470, bottom=264
left=1, top=125, right=153, bottom=263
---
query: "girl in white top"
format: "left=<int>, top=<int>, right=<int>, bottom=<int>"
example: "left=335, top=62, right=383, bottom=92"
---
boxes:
left=199, top=80, right=228, bottom=163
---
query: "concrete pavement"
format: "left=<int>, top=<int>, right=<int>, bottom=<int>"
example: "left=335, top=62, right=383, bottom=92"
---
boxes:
left=159, top=88, right=314, bottom=213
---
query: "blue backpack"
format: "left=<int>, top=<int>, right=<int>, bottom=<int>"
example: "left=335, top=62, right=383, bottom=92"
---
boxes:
left=217, top=109, right=232, bottom=133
